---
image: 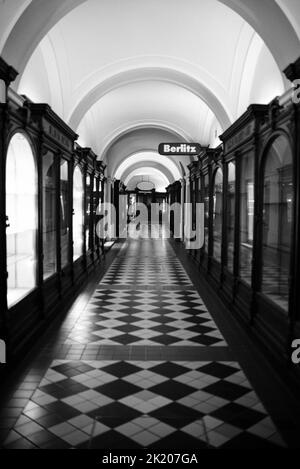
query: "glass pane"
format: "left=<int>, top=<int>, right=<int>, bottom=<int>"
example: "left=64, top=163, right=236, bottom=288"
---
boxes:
left=239, top=153, right=254, bottom=284
left=92, top=179, right=100, bottom=247
left=6, top=133, right=37, bottom=307
left=43, top=151, right=56, bottom=279
left=262, top=137, right=293, bottom=312
left=197, top=178, right=201, bottom=202
left=212, top=168, right=223, bottom=262
left=73, top=166, right=84, bottom=260
left=204, top=174, right=209, bottom=253
left=86, top=175, right=91, bottom=251
left=60, top=159, right=70, bottom=268
left=192, top=181, right=196, bottom=230
left=227, top=163, right=235, bottom=272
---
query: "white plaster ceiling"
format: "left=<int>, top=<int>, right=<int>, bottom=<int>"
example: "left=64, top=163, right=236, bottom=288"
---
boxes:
left=1, top=0, right=299, bottom=183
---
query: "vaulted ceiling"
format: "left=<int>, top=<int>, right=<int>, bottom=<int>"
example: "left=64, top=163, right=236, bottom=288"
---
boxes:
left=1, top=0, right=299, bottom=191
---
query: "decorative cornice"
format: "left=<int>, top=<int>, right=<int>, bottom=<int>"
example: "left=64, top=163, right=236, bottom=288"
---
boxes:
left=0, top=57, right=18, bottom=85
left=220, top=104, right=268, bottom=142
left=283, top=56, right=300, bottom=82
left=27, top=102, right=78, bottom=141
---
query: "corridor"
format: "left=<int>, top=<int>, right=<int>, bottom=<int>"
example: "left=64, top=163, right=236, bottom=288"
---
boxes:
left=0, top=236, right=289, bottom=449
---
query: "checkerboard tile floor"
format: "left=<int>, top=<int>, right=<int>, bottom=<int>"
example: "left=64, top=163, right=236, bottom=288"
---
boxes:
left=63, top=251, right=226, bottom=347
left=100, top=256, right=192, bottom=286
left=3, top=360, right=285, bottom=449
left=67, top=289, right=226, bottom=347
left=0, top=238, right=289, bottom=449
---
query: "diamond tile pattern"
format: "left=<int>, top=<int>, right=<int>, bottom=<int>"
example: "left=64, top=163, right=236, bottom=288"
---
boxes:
left=100, top=257, right=192, bottom=286
left=65, top=288, right=226, bottom=347
left=59, top=250, right=227, bottom=347
left=3, top=360, right=285, bottom=449
left=0, top=238, right=287, bottom=449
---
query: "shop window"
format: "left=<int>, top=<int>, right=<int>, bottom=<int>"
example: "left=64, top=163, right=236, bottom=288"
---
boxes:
left=204, top=174, right=209, bottom=253
left=191, top=181, right=196, bottom=230
left=43, top=151, right=57, bottom=279
left=227, top=162, right=235, bottom=272
left=60, top=159, right=70, bottom=267
left=73, top=166, right=84, bottom=260
left=6, top=133, right=37, bottom=307
left=212, top=168, right=223, bottom=262
left=239, top=153, right=254, bottom=283
left=261, top=136, right=293, bottom=312
left=92, top=177, right=99, bottom=247
left=85, top=174, right=91, bottom=252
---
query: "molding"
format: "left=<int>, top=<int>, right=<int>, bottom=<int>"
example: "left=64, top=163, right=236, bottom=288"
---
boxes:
left=283, top=56, right=300, bottom=82
left=0, top=57, right=18, bottom=85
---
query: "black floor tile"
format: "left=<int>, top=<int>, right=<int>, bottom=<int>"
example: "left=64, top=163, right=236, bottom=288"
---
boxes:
left=150, top=362, right=189, bottom=378
left=211, top=403, right=265, bottom=429
left=84, top=430, right=142, bottom=449
left=150, top=402, right=202, bottom=426
left=203, top=381, right=250, bottom=401
left=221, top=432, right=282, bottom=449
left=149, top=381, right=195, bottom=400
left=96, top=380, right=141, bottom=399
left=151, top=431, right=208, bottom=449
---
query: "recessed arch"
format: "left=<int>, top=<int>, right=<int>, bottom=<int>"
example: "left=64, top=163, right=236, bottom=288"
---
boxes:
left=100, top=121, right=193, bottom=164
left=124, top=167, right=170, bottom=192
left=114, top=151, right=182, bottom=182
left=120, top=162, right=175, bottom=186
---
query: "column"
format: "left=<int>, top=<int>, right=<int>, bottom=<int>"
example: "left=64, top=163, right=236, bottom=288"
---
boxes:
left=0, top=59, right=18, bottom=346
left=105, top=176, right=115, bottom=238
left=180, top=178, right=185, bottom=241
left=184, top=175, right=191, bottom=242
left=106, top=176, right=112, bottom=205
left=284, top=58, right=300, bottom=332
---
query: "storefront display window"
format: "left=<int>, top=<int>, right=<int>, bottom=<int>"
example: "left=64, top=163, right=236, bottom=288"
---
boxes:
left=43, top=151, right=57, bottom=279
left=261, top=136, right=293, bottom=312
left=212, top=168, right=223, bottom=262
left=227, top=162, right=235, bottom=272
left=73, top=166, right=84, bottom=260
left=239, top=154, right=254, bottom=284
left=204, top=174, right=209, bottom=253
left=60, top=159, right=70, bottom=267
left=6, top=133, right=37, bottom=307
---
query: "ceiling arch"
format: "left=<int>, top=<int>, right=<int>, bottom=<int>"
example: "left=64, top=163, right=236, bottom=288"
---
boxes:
left=69, top=62, right=232, bottom=131
left=1, top=0, right=298, bottom=82
left=104, top=127, right=192, bottom=181
left=114, top=151, right=182, bottom=182
left=100, top=123, right=190, bottom=163
left=124, top=167, right=170, bottom=192
left=96, top=120, right=194, bottom=162
left=219, top=0, right=300, bottom=68
left=119, top=161, right=175, bottom=186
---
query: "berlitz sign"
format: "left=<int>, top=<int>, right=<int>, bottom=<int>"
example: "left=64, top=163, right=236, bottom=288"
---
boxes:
left=158, top=143, right=201, bottom=156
